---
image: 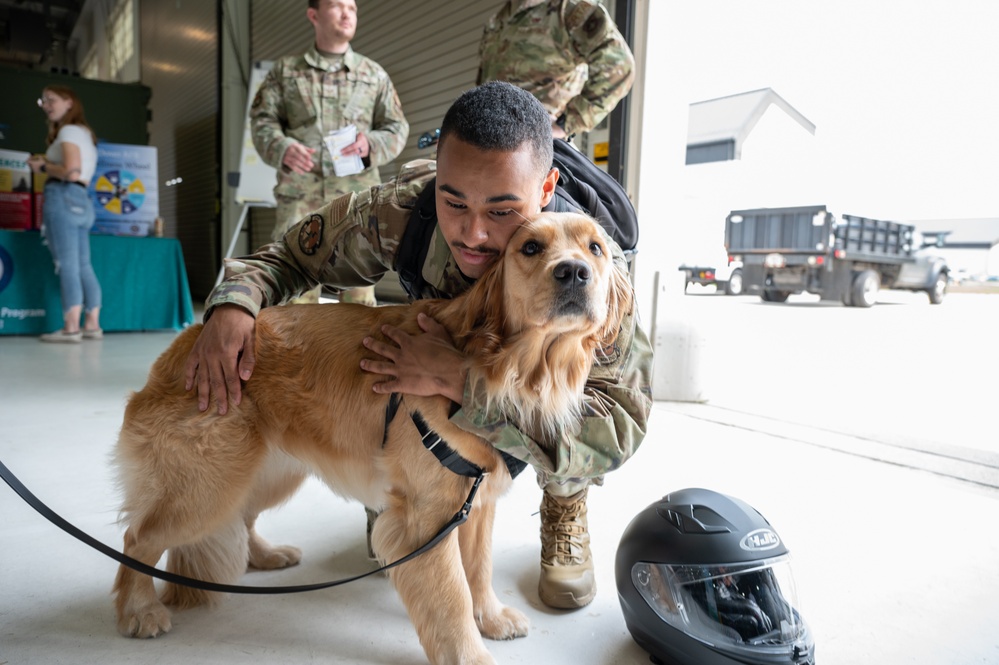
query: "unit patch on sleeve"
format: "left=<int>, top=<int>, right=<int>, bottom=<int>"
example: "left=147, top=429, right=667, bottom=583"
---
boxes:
left=298, top=214, right=324, bottom=255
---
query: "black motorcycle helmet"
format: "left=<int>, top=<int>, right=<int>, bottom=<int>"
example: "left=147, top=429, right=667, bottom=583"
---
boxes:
left=616, top=488, right=814, bottom=665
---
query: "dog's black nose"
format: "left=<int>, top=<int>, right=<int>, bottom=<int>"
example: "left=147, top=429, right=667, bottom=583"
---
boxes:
left=553, top=260, right=591, bottom=287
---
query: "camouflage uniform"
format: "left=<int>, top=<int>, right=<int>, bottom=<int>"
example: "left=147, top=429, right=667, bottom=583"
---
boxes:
left=251, top=44, right=409, bottom=241
left=208, top=160, right=653, bottom=494
left=477, top=0, right=635, bottom=136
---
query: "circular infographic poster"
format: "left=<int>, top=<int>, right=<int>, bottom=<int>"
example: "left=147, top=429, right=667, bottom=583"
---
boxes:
left=94, top=170, right=146, bottom=215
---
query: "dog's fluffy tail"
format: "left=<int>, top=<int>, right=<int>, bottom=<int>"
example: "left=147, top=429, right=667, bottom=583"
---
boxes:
left=159, top=517, right=249, bottom=610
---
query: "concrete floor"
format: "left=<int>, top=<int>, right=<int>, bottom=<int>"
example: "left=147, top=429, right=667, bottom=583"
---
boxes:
left=1, top=301, right=998, bottom=664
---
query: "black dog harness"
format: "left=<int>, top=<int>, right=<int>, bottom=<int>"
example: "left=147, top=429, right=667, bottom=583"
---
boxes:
left=0, top=391, right=528, bottom=595
left=382, top=392, right=527, bottom=481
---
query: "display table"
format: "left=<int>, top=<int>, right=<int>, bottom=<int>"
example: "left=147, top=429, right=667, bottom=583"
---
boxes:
left=0, top=229, right=195, bottom=335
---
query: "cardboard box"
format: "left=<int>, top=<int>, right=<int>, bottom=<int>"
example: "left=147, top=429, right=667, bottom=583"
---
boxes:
left=0, top=150, right=33, bottom=230
left=91, top=219, right=152, bottom=236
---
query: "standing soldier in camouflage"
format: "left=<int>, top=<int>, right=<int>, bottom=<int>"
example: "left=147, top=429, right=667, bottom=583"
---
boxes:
left=478, top=0, right=635, bottom=609
left=477, top=0, right=635, bottom=140
left=185, top=82, right=653, bottom=614
left=251, top=0, right=409, bottom=305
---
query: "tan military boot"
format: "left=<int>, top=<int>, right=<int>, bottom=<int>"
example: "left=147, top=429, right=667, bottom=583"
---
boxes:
left=288, top=284, right=322, bottom=305
left=538, top=488, right=595, bottom=609
left=341, top=285, right=377, bottom=306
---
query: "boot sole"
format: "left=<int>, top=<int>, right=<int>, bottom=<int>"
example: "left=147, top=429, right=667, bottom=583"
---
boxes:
left=539, top=586, right=596, bottom=609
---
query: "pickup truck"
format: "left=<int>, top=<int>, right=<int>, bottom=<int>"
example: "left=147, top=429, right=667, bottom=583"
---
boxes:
left=678, top=262, right=744, bottom=295
left=725, top=205, right=949, bottom=307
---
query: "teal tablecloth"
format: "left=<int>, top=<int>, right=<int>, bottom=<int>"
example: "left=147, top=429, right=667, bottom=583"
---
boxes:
left=0, top=229, right=195, bottom=335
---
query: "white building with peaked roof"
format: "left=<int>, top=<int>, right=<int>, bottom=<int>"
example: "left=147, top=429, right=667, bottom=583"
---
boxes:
left=674, top=88, right=818, bottom=285
left=686, top=88, right=816, bottom=165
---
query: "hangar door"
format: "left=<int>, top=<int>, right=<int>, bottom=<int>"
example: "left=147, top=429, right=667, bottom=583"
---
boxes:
left=247, top=0, right=629, bottom=249
left=247, top=0, right=498, bottom=248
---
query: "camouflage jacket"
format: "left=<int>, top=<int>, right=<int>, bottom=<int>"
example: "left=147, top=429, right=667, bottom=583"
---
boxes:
left=250, top=45, right=409, bottom=207
left=208, top=160, right=653, bottom=492
left=477, top=0, right=635, bottom=136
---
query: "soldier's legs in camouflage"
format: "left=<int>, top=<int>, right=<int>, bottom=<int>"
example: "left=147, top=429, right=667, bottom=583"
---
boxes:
left=273, top=196, right=317, bottom=243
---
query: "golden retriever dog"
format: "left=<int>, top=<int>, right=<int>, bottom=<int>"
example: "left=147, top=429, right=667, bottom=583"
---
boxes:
left=111, top=211, right=632, bottom=665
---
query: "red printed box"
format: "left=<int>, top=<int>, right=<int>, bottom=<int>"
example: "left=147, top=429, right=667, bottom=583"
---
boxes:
left=0, top=149, right=33, bottom=230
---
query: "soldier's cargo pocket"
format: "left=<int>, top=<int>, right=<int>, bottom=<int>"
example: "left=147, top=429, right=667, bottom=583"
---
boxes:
left=274, top=171, right=322, bottom=203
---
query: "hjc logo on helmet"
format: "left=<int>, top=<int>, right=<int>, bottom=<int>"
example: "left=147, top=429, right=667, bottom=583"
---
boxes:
left=740, top=528, right=781, bottom=552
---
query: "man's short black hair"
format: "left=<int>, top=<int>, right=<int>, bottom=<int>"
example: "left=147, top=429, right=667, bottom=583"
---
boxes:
left=439, top=81, right=553, bottom=179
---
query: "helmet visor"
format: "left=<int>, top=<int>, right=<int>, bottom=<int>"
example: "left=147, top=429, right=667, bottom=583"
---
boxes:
left=633, top=556, right=807, bottom=655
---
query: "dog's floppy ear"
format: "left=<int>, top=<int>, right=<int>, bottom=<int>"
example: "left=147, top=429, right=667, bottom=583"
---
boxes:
left=456, top=254, right=506, bottom=355
left=593, top=259, right=634, bottom=349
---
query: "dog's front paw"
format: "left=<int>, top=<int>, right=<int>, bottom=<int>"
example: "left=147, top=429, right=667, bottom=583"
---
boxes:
left=247, top=543, right=302, bottom=570
left=118, top=601, right=172, bottom=639
left=477, top=605, right=530, bottom=641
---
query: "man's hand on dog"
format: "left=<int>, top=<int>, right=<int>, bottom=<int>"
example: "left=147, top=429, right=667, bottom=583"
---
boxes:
left=361, top=312, right=467, bottom=404
left=184, top=304, right=257, bottom=414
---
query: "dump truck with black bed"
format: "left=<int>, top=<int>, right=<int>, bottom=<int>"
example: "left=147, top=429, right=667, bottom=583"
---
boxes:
left=725, top=205, right=948, bottom=306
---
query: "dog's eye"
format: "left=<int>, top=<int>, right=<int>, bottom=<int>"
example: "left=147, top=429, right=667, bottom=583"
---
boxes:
left=521, top=240, right=542, bottom=256
left=589, top=242, right=603, bottom=257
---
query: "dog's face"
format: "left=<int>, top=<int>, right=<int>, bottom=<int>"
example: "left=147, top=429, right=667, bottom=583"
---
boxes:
left=483, top=212, right=633, bottom=345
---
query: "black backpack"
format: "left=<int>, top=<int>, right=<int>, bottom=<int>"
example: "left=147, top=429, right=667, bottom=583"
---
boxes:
left=394, top=139, right=638, bottom=300
left=547, top=138, right=638, bottom=251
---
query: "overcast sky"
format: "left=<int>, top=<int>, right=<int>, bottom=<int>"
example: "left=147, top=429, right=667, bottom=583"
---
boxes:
left=651, top=0, right=997, bottom=221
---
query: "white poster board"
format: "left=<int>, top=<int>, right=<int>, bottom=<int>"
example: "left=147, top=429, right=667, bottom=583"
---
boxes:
left=234, top=61, right=277, bottom=206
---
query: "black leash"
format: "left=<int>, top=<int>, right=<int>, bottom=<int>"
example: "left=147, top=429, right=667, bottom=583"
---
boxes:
left=0, top=458, right=483, bottom=595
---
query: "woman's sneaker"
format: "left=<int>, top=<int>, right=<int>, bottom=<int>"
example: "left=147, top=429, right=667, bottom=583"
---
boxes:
left=40, top=330, right=82, bottom=343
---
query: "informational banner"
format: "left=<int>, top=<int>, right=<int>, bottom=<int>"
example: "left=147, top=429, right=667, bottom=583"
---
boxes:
left=90, top=142, right=159, bottom=236
left=0, top=149, right=33, bottom=230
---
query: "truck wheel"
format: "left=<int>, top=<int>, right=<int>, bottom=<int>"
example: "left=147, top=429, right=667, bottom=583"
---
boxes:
left=851, top=270, right=880, bottom=307
left=724, top=269, right=744, bottom=295
left=928, top=272, right=947, bottom=304
left=761, top=289, right=790, bottom=303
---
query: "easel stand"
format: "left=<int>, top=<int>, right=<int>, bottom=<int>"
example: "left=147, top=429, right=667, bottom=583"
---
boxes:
left=220, top=61, right=278, bottom=286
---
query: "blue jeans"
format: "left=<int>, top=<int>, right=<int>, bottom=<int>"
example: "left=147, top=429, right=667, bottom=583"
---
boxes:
left=43, top=181, right=102, bottom=315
